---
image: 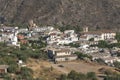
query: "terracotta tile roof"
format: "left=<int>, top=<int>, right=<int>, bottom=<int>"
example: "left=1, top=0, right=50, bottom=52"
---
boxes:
left=17, top=35, right=25, bottom=39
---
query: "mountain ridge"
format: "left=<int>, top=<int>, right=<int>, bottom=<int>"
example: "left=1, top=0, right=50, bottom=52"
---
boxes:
left=0, top=0, right=120, bottom=29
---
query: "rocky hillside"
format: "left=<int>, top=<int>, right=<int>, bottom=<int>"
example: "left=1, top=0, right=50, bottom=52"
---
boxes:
left=0, top=0, right=120, bottom=29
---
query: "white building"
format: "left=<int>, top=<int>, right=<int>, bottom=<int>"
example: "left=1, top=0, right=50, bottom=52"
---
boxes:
left=80, top=30, right=116, bottom=41
left=32, top=26, right=54, bottom=32
left=47, top=30, right=78, bottom=45
left=48, top=48, right=77, bottom=62
left=0, top=26, right=19, bottom=46
left=18, top=28, right=28, bottom=33
left=47, top=31, right=62, bottom=44
left=101, top=57, right=120, bottom=65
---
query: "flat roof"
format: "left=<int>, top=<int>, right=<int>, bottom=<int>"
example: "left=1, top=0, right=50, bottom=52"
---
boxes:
left=55, top=54, right=77, bottom=58
left=81, top=30, right=115, bottom=35
left=0, top=65, right=9, bottom=69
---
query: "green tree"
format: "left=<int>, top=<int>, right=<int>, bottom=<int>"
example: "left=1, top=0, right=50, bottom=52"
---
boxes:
left=68, top=43, right=80, bottom=48
left=3, top=74, right=12, bottom=80
left=89, top=38, right=94, bottom=41
left=68, top=70, right=78, bottom=80
left=77, top=73, right=87, bottom=80
left=20, top=67, right=33, bottom=80
left=113, top=61, right=120, bottom=69
left=59, top=70, right=99, bottom=80
left=115, top=33, right=120, bottom=42
left=68, top=70, right=87, bottom=80
left=8, top=64, right=18, bottom=73
left=59, top=25, right=82, bottom=33
left=20, top=44, right=27, bottom=50
left=98, top=40, right=108, bottom=48
left=87, top=72, right=97, bottom=80
left=59, top=74, right=67, bottom=80
left=74, top=52, right=92, bottom=60
left=18, top=54, right=27, bottom=62
left=104, top=74, right=120, bottom=80
left=16, top=75, right=23, bottom=80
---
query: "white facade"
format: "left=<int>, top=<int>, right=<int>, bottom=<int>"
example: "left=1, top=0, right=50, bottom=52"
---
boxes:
left=0, top=27, right=19, bottom=46
left=102, top=57, right=118, bottom=64
left=101, top=33, right=116, bottom=40
left=80, top=31, right=116, bottom=41
left=55, top=50, right=71, bottom=56
left=48, top=48, right=77, bottom=62
left=18, top=28, right=28, bottom=33
left=33, top=26, right=54, bottom=32
left=55, top=56, right=77, bottom=62
left=64, top=30, right=74, bottom=34
left=47, top=30, right=78, bottom=45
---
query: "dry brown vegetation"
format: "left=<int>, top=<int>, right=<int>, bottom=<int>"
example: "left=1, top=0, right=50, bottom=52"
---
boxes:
left=26, top=59, right=61, bottom=80
left=26, top=59, right=120, bottom=80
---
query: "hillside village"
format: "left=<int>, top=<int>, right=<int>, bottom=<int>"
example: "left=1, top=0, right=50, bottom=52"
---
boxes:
left=0, top=0, right=120, bottom=79
left=0, top=21, right=119, bottom=64
left=0, top=21, right=120, bottom=79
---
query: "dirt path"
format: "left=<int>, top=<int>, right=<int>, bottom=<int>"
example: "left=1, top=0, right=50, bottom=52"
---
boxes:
left=51, top=63, right=69, bottom=74
left=26, top=59, right=116, bottom=80
left=50, top=61, right=113, bottom=74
